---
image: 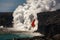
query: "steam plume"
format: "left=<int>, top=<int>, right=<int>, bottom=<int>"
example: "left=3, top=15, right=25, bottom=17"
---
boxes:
left=13, top=0, right=56, bottom=32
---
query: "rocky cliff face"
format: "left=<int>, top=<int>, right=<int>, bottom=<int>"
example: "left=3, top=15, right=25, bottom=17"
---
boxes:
left=0, top=12, right=13, bottom=27
left=37, top=9, right=60, bottom=37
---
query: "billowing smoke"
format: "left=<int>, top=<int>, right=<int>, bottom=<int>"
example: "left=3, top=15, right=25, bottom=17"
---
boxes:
left=12, top=0, right=56, bottom=32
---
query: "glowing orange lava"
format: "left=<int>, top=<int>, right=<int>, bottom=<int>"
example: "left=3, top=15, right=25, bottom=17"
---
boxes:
left=31, top=19, right=35, bottom=27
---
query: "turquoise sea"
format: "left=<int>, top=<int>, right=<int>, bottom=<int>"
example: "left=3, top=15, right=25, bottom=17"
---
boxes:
left=0, top=33, right=32, bottom=40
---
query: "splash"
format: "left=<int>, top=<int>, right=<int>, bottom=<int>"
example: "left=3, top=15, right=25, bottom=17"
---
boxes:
left=13, top=0, right=56, bottom=32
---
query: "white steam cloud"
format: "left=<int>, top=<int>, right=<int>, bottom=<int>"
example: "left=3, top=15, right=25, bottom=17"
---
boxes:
left=12, top=0, right=56, bottom=32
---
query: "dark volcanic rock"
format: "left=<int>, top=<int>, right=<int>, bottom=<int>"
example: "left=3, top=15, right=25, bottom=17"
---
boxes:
left=53, top=34, right=60, bottom=40
left=0, top=12, right=13, bottom=27
left=37, top=9, right=60, bottom=37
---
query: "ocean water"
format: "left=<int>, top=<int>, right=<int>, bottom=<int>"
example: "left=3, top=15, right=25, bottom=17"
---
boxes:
left=0, top=33, right=32, bottom=40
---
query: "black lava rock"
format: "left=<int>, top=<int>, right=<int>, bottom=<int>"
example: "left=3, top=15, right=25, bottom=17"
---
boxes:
left=37, top=9, right=60, bottom=37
